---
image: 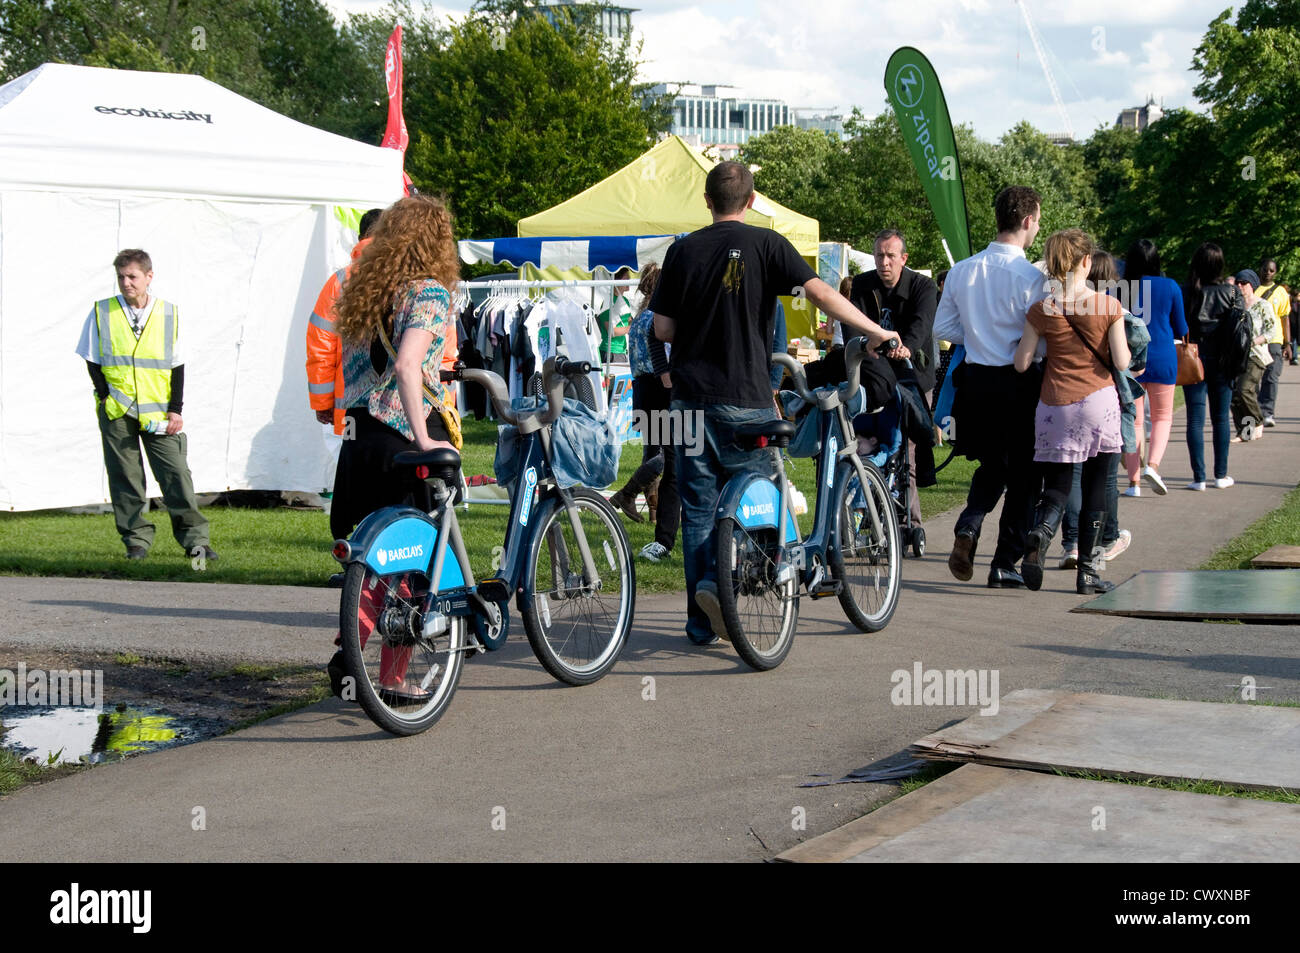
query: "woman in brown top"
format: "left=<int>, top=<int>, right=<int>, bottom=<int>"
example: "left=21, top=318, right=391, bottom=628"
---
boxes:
left=1013, top=229, right=1131, bottom=594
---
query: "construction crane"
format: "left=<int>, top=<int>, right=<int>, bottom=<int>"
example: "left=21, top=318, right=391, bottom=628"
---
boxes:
left=1015, top=0, right=1074, bottom=140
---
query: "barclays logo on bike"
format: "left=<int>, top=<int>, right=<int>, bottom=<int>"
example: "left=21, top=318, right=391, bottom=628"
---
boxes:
left=519, top=467, right=539, bottom=526
left=741, top=502, right=774, bottom=520
left=376, top=544, right=424, bottom=567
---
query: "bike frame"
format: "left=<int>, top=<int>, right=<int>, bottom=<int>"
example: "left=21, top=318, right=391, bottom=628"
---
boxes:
left=337, top=359, right=603, bottom=653
left=713, top=345, right=890, bottom=593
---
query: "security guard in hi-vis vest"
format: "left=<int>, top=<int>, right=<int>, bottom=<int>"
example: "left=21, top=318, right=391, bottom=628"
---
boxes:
left=76, top=249, right=216, bottom=561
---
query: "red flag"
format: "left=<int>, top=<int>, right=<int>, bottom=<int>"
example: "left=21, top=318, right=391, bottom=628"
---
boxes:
left=381, top=25, right=413, bottom=193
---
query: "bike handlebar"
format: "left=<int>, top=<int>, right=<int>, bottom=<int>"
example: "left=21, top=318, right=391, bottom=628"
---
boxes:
left=452, top=359, right=591, bottom=430
left=773, top=336, right=896, bottom=405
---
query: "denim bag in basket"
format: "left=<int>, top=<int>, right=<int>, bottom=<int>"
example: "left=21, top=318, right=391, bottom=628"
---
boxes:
left=493, top=396, right=620, bottom=491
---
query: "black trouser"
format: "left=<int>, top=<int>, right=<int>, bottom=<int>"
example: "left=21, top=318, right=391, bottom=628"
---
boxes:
left=953, top=362, right=1043, bottom=571
left=633, top=374, right=681, bottom=551
left=1040, top=454, right=1116, bottom=524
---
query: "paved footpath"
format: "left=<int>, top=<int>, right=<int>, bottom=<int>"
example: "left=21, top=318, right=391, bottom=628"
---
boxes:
left=1, top=374, right=1297, bottom=861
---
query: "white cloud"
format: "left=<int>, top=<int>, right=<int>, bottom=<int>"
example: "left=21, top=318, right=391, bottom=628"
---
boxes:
left=1132, top=29, right=1203, bottom=105
left=1092, top=48, right=1132, bottom=67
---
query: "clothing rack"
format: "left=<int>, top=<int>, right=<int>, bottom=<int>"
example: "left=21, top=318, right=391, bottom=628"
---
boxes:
left=454, top=279, right=635, bottom=508
left=455, top=278, right=638, bottom=369
left=457, top=278, right=632, bottom=289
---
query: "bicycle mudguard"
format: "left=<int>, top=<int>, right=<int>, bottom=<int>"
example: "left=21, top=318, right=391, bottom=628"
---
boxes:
left=347, top=506, right=466, bottom=588
left=715, top=474, right=798, bottom=543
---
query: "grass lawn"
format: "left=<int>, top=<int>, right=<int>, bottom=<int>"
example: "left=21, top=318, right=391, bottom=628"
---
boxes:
left=1199, top=482, right=1300, bottom=570
left=0, top=416, right=973, bottom=593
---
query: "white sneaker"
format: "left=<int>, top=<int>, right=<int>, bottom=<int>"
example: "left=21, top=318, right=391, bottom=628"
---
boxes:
left=1103, top=529, right=1132, bottom=562
left=1123, top=484, right=1141, bottom=498
left=1142, top=466, right=1168, bottom=495
left=1249, top=429, right=1263, bottom=441
left=1214, top=476, right=1235, bottom=489
left=1186, top=481, right=1207, bottom=492
left=1058, top=546, right=1078, bottom=570
left=639, top=541, right=670, bottom=563
left=1263, top=416, right=1276, bottom=427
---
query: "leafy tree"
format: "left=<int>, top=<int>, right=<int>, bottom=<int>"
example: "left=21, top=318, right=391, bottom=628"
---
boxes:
left=961, top=122, right=1095, bottom=261
left=1190, top=0, right=1300, bottom=277
left=0, top=0, right=379, bottom=139
left=1083, top=2, right=1300, bottom=281
left=1082, top=124, right=1141, bottom=252
left=1097, top=109, right=1224, bottom=278
left=256, top=0, right=380, bottom=141
left=402, top=10, right=667, bottom=239
left=742, top=110, right=1102, bottom=272
left=739, top=124, right=839, bottom=219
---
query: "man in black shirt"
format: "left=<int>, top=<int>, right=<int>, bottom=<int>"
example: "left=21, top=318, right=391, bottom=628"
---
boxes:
left=850, top=229, right=938, bottom=526
left=651, top=161, right=897, bottom=644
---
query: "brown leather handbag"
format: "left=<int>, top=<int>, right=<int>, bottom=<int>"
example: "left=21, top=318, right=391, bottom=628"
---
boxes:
left=1175, top=337, right=1204, bottom=386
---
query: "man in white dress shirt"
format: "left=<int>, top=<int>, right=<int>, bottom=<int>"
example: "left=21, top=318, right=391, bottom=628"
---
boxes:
left=933, top=186, right=1046, bottom=588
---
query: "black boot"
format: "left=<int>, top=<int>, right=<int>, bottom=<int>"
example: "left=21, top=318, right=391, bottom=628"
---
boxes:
left=1076, top=512, right=1115, bottom=595
left=608, top=455, right=664, bottom=523
left=1022, top=500, right=1064, bottom=592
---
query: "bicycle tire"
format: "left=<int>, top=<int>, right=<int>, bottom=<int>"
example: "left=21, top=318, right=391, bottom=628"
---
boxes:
left=715, top=516, right=799, bottom=670
left=339, top=562, right=465, bottom=736
left=828, top=460, right=902, bottom=632
left=520, top=488, right=634, bottom=686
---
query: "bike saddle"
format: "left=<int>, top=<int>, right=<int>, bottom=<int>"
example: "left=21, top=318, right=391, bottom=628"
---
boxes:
left=393, top=447, right=462, bottom=478
left=733, top=419, right=795, bottom=449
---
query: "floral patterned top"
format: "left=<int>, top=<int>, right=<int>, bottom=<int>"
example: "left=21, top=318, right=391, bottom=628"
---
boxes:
left=341, top=279, right=453, bottom=440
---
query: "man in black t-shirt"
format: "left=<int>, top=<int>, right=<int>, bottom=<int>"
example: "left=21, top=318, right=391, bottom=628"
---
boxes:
left=650, top=161, right=897, bottom=644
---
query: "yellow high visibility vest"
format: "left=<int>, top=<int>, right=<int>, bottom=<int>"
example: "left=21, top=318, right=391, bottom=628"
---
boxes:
left=95, top=296, right=176, bottom=428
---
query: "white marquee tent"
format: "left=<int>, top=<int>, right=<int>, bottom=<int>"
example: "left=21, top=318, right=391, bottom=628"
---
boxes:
left=0, top=63, right=404, bottom=511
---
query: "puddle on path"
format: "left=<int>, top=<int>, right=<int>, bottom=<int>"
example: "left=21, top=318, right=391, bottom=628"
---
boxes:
left=1, top=704, right=223, bottom=766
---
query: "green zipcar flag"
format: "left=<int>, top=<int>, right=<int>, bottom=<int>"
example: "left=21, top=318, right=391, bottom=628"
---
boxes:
left=884, top=47, right=971, bottom=263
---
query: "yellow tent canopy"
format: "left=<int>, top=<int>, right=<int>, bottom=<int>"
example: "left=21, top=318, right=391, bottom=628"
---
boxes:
left=518, top=134, right=818, bottom=257
left=516, top=135, right=821, bottom=338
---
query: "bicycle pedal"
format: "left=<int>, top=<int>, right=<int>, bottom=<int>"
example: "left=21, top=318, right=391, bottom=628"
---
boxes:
left=808, top=579, right=843, bottom=599
left=475, top=578, right=510, bottom=603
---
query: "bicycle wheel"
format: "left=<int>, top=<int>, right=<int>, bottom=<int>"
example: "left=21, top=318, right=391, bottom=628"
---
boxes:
left=828, top=460, right=902, bottom=632
left=339, top=562, right=465, bottom=736
left=521, top=488, right=634, bottom=686
left=715, top=517, right=799, bottom=670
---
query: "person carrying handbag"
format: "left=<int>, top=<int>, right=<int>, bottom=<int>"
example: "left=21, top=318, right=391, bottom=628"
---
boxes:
left=1122, top=239, right=1188, bottom=498
left=1181, top=242, right=1239, bottom=491
left=1014, top=229, right=1131, bottom=595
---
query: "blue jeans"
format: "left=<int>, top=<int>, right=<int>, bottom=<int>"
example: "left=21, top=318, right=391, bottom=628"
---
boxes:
left=673, top=400, right=779, bottom=642
left=1259, top=344, right=1283, bottom=418
left=1183, top=372, right=1233, bottom=483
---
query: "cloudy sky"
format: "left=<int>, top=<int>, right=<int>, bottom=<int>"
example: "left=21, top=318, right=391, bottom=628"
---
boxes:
left=336, top=0, right=1237, bottom=140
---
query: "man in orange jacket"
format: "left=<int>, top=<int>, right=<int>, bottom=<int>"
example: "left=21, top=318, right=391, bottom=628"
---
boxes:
left=307, top=209, right=383, bottom=434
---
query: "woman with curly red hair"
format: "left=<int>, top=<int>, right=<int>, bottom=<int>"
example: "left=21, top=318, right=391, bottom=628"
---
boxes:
left=329, top=194, right=462, bottom=540
left=326, top=195, right=462, bottom=701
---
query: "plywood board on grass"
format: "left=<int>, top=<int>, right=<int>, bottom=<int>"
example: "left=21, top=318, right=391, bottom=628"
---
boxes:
left=1073, top=569, right=1300, bottom=622
left=912, top=692, right=1300, bottom=792
left=1251, top=545, right=1300, bottom=569
left=778, top=763, right=1300, bottom=863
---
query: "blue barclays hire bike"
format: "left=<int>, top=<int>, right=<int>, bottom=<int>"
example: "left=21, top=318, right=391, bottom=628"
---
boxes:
left=710, top=337, right=903, bottom=670
left=331, top=355, right=635, bottom=736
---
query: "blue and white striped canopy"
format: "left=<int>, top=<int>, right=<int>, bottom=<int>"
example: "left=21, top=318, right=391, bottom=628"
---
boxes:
left=458, top=234, right=676, bottom=271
